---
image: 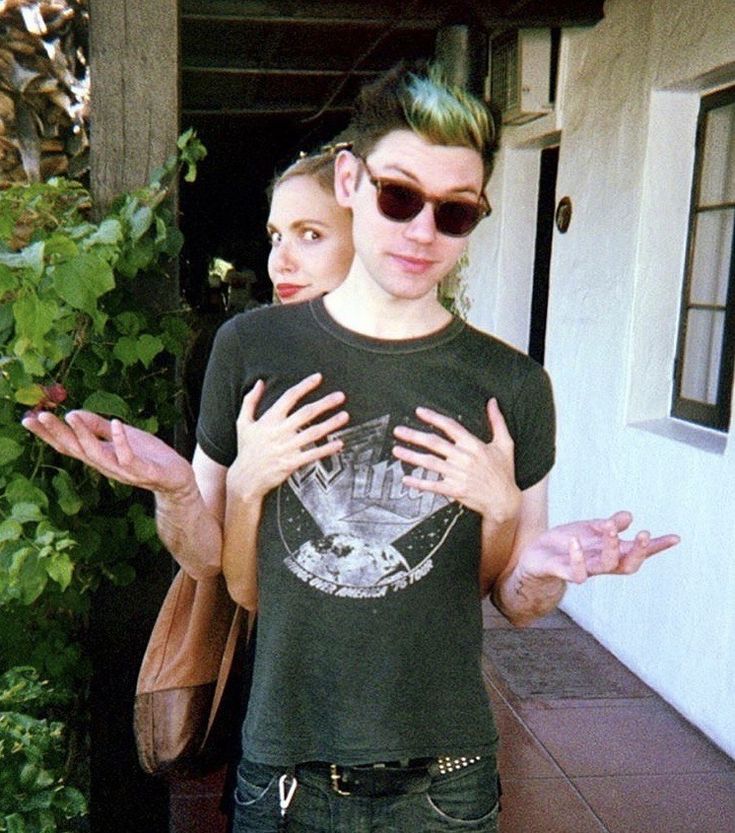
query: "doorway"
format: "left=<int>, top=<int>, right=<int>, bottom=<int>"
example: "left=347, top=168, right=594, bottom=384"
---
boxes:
left=528, top=144, right=559, bottom=365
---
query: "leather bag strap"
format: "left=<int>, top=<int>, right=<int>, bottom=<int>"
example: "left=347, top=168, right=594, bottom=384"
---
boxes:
left=203, top=606, right=255, bottom=744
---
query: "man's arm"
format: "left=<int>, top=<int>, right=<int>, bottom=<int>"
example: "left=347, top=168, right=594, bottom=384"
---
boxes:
left=489, top=476, right=564, bottom=624
left=492, top=484, right=681, bottom=626
left=393, top=405, right=680, bottom=628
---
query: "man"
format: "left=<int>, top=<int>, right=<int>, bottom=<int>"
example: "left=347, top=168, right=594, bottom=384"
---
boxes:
left=195, top=64, right=678, bottom=832
left=23, top=63, right=678, bottom=833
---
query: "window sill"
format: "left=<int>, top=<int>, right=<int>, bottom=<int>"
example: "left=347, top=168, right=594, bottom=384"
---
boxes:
left=629, top=417, right=728, bottom=455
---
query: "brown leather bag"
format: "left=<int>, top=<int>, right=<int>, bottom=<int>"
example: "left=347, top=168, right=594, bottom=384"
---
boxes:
left=133, top=568, right=253, bottom=777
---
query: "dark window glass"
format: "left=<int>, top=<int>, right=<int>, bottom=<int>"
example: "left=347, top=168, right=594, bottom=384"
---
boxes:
left=672, top=85, right=735, bottom=430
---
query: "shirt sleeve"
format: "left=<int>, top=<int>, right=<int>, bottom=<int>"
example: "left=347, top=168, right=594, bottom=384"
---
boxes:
left=195, top=316, right=246, bottom=466
left=512, top=362, right=556, bottom=491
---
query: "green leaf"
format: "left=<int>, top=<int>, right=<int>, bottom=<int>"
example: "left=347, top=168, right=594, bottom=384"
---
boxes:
left=0, top=262, right=18, bottom=294
left=161, top=224, right=184, bottom=257
left=0, top=298, right=13, bottom=334
left=136, top=334, right=164, bottom=368
left=44, top=233, right=79, bottom=261
left=0, top=241, right=45, bottom=281
left=112, top=335, right=138, bottom=367
left=52, top=252, right=115, bottom=330
left=7, top=477, right=49, bottom=508
left=11, top=502, right=43, bottom=523
left=13, top=550, right=48, bottom=604
left=130, top=206, right=153, bottom=241
left=57, top=785, right=87, bottom=817
left=20, top=762, right=40, bottom=787
left=13, top=294, right=58, bottom=344
left=52, top=470, right=83, bottom=515
left=81, top=391, right=130, bottom=420
left=114, top=311, right=145, bottom=336
left=116, top=235, right=155, bottom=277
left=0, top=519, right=23, bottom=542
left=14, top=384, right=46, bottom=406
left=84, top=217, right=122, bottom=248
left=46, top=552, right=74, bottom=591
left=0, top=437, right=23, bottom=465
left=4, top=813, right=26, bottom=833
left=128, top=504, right=157, bottom=543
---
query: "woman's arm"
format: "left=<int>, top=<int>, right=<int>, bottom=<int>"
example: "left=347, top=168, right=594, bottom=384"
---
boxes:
left=221, top=374, right=349, bottom=609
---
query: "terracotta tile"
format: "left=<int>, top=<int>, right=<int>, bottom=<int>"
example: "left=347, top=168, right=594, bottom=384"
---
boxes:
left=499, top=777, right=609, bottom=833
left=573, top=773, right=735, bottom=833
left=521, top=702, right=735, bottom=777
left=492, top=699, right=562, bottom=779
left=483, top=654, right=519, bottom=705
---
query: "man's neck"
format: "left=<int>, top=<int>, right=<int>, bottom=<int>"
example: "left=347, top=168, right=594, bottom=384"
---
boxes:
left=323, top=270, right=452, bottom=341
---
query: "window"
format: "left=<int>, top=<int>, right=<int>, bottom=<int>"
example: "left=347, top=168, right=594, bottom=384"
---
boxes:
left=672, top=85, right=735, bottom=431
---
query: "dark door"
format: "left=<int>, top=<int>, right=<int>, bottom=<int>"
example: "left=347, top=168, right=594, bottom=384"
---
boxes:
left=528, top=145, right=559, bottom=365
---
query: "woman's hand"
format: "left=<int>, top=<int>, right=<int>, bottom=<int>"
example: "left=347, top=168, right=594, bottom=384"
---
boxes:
left=227, top=372, right=349, bottom=500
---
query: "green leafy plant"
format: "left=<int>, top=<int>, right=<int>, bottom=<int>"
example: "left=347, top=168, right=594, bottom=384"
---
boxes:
left=0, top=668, right=85, bottom=833
left=0, top=129, right=206, bottom=829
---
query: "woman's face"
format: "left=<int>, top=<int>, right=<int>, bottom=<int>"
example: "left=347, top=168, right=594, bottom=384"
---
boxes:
left=267, top=175, right=354, bottom=303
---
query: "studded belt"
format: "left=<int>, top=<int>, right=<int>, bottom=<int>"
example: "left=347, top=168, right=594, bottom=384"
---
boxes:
left=297, top=755, right=482, bottom=797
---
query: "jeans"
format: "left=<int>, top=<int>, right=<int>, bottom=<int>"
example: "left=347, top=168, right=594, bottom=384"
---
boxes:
left=231, top=757, right=500, bottom=833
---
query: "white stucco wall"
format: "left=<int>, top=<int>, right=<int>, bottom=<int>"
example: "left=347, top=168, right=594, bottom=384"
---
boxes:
left=464, top=0, right=735, bottom=757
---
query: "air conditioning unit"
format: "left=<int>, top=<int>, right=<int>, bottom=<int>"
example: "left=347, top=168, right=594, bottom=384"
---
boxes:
left=490, top=29, right=553, bottom=125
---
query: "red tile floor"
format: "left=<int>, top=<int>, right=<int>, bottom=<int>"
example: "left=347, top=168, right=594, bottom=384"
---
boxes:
left=482, top=601, right=735, bottom=833
left=169, top=604, right=735, bottom=833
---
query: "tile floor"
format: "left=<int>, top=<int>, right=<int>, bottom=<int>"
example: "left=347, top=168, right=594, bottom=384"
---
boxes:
left=482, top=601, right=735, bottom=833
left=169, top=605, right=735, bottom=833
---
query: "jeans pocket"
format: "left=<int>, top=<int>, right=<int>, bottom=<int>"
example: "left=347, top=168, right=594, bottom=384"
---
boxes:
left=426, top=758, right=500, bottom=826
left=234, top=759, right=280, bottom=809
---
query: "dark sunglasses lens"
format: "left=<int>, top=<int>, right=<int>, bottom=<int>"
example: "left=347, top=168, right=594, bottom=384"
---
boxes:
left=377, top=183, right=424, bottom=222
left=435, top=201, right=481, bottom=236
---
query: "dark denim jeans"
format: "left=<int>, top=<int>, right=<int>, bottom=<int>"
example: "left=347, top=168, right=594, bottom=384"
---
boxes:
left=231, top=757, right=500, bottom=833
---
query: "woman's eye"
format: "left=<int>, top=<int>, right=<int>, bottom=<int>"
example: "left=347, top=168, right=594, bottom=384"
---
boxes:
left=268, top=231, right=281, bottom=246
left=303, top=229, right=320, bottom=241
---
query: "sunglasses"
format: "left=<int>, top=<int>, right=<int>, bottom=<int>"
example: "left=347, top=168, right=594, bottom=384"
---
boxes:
left=354, top=154, right=491, bottom=238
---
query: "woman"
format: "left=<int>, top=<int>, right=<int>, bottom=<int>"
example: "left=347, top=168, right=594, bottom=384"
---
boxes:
left=266, top=150, right=354, bottom=304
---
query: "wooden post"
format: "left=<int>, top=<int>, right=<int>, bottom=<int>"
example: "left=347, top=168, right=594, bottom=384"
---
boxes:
left=88, top=0, right=179, bottom=213
left=86, top=5, right=180, bottom=832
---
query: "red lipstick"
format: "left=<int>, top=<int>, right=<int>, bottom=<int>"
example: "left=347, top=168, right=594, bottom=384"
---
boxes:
left=276, top=283, right=305, bottom=300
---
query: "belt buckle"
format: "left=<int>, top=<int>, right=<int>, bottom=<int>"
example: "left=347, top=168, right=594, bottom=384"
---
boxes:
left=329, top=763, right=351, bottom=796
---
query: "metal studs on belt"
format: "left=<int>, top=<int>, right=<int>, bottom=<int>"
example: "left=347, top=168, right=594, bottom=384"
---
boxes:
left=436, top=755, right=481, bottom=774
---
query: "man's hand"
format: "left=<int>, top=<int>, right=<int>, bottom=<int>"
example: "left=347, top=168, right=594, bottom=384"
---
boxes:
left=22, top=409, right=194, bottom=496
left=518, top=511, right=681, bottom=585
left=227, top=373, right=349, bottom=500
left=391, top=398, right=521, bottom=524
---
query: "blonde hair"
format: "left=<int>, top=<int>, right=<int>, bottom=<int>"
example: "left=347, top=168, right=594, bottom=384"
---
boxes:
left=268, top=151, right=336, bottom=202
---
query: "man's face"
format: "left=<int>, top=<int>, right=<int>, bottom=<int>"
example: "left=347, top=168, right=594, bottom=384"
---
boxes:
left=336, top=130, right=485, bottom=302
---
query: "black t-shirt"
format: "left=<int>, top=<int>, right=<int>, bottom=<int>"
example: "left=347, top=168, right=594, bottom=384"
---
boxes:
left=197, top=297, right=555, bottom=766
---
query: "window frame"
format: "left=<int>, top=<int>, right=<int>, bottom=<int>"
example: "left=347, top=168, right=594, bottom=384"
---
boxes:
left=672, top=84, right=735, bottom=431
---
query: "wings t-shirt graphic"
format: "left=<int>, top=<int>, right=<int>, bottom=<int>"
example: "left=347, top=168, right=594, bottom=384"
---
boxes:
left=277, top=415, right=464, bottom=598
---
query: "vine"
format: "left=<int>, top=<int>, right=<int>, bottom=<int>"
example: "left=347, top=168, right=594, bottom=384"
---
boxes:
left=0, top=129, right=206, bottom=831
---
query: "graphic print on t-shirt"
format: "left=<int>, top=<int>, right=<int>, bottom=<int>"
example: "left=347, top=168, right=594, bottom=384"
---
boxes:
left=277, top=415, right=464, bottom=598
